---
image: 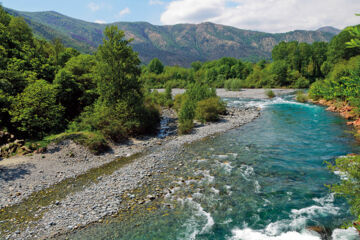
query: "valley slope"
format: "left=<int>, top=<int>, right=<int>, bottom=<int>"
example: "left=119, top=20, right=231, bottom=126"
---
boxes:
left=6, top=8, right=338, bottom=66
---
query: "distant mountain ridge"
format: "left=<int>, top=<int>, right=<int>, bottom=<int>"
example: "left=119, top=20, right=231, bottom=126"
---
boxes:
left=5, top=8, right=339, bottom=66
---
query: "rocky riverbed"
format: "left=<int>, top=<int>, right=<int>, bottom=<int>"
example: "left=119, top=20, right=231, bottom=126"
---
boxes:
left=1, top=104, right=260, bottom=240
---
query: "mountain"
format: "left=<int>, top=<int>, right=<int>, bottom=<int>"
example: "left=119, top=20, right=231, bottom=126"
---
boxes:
left=317, top=26, right=341, bottom=35
left=5, top=8, right=337, bottom=66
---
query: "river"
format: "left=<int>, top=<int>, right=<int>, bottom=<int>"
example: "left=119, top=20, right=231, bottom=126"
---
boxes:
left=62, top=95, right=360, bottom=240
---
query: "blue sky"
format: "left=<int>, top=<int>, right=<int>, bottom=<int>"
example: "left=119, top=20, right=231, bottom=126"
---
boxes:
left=1, top=0, right=359, bottom=33
left=1, top=0, right=170, bottom=25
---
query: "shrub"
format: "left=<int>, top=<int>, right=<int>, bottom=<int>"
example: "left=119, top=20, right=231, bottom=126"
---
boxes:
left=145, top=90, right=173, bottom=108
left=174, top=94, right=185, bottom=112
left=265, top=89, right=275, bottom=98
left=46, top=131, right=110, bottom=155
left=195, top=97, right=226, bottom=123
left=295, top=91, right=308, bottom=103
left=178, top=98, right=196, bottom=123
left=76, top=100, right=160, bottom=143
left=224, top=78, right=245, bottom=90
left=10, top=80, right=65, bottom=138
left=178, top=119, right=194, bottom=135
left=186, top=83, right=216, bottom=103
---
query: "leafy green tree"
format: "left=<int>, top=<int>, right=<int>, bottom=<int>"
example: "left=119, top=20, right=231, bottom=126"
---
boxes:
left=191, top=61, right=202, bottom=71
left=0, top=6, right=11, bottom=26
left=78, top=26, right=159, bottom=140
left=327, top=29, right=360, bottom=63
left=148, top=58, right=164, bottom=74
left=8, top=17, right=33, bottom=44
left=96, top=26, right=142, bottom=105
left=346, top=15, right=360, bottom=49
left=54, top=69, right=82, bottom=120
left=10, top=80, right=64, bottom=138
left=271, top=60, right=288, bottom=86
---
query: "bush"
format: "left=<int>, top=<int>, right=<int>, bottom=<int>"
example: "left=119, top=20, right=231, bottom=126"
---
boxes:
left=265, top=89, right=275, bottom=98
left=178, top=98, right=196, bottom=123
left=174, top=94, right=185, bottom=112
left=46, top=131, right=110, bottom=155
left=178, top=119, right=194, bottom=135
left=224, top=78, right=245, bottom=90
left=295, top=91, right=308, bottom=103
left=76, top=100, right=160, bottom=142
left=195, top=97, right=226, bottom=123
left=10, top=80, right=65, bottom=138
left=145, top=90, right=173, bottom=108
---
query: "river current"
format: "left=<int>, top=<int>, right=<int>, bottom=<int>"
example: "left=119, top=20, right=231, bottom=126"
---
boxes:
left=65, top=95, right=360, bottom=240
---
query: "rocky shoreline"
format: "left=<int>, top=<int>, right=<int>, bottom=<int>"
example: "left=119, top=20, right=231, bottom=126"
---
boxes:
left=311, top=99, right=360, bottom=135
left=1, top=106, right=260, bottom=240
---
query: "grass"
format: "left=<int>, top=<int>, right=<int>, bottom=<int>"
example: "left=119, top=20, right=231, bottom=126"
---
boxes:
left=265, top=89, right=276, bottom=98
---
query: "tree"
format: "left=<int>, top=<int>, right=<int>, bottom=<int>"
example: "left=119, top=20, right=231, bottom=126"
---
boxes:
left=148, top=58, right=164, bottom=74
left=346, top=15, right=360, bottom=49
left=0, top=6, right=10, bottom=26
left=54, top=69, right=82, bottom=120
left=10, top=80, right=64, bottom=138
left=96, top=25, right=142, bottom=105
left=78, top=26, right=159, bottom=140
left=8, top=17, right=33, bottom=44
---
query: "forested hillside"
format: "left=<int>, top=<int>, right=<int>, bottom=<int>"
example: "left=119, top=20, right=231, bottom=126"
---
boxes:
left=5, top=8, right=337, bottom=66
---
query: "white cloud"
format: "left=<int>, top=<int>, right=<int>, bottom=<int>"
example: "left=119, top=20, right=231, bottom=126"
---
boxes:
left=149, top=0, right=165, bottom=5
left=160, top=0, right=360, bottom=32
left=116, top=7, right=131, bottom=18
left=95, top=20, right=106, bottom=24
left=88, top=2, right=101, bottom=12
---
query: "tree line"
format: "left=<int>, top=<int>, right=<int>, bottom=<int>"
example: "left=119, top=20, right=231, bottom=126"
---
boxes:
left=0, top=6, right=159, bottom=153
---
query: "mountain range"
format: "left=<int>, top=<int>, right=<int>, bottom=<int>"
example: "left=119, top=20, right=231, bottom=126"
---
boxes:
left=5, top=8, right=340, bottom=66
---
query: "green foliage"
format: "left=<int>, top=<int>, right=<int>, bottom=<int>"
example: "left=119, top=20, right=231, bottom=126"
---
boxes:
left=145, top=90, right=173, bottom=108
left=96, top=26, right=142, bottom=105
left=327, top=155, right=360, bottom=218
left=309, top=56, right=360, bottom=102
left=76, top=26, right=160, bottom=141
left=46, top=131, right=109, bottom=155
left=148, top=58, right=164, bottom=74
left=195, top=97, right=226, bottom=123
left=186, top=83, right=216, bottom=102
left=327, top=28, right=360, bottom=63
left=295, top=91, right=308, bottom=103
left=173, top=94, right=185, bottom=112
left=178, top=97, right=196, bottom=124
left=10, top=80, right=64, bottom=138
left=265, top=89, right=275, bottom=98
left=224, top=78, right=245, bottom=90
left=178, top=119, right=194, bottom=135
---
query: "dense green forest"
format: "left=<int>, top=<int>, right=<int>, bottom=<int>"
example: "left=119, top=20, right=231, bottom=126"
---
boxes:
left=0, top=6, right=160, bottom=153
left=141, top=25, right=360, bottom=90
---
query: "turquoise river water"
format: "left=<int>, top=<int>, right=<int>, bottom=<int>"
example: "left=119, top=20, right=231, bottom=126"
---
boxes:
left=64, top=95, right=360, bottom=240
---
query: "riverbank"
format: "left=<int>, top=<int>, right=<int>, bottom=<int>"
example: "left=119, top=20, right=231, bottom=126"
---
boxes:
left=1, top=96, right=260, bottom=239
left=157, top=88, right=296, bottom=99
left=311, top=99, right=360, bottom=136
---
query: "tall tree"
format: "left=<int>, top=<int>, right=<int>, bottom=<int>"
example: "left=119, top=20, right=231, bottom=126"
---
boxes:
left=96, top=25, right=142, bottom=105
left=148, top=58, right=164, bottom=74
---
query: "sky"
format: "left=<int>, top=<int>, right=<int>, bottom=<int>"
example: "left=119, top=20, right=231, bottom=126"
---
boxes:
left=1, top=0, right=359, bottom=33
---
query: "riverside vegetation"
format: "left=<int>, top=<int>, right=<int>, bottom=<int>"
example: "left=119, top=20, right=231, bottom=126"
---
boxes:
left=1, top=4, right=360, bottom=234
